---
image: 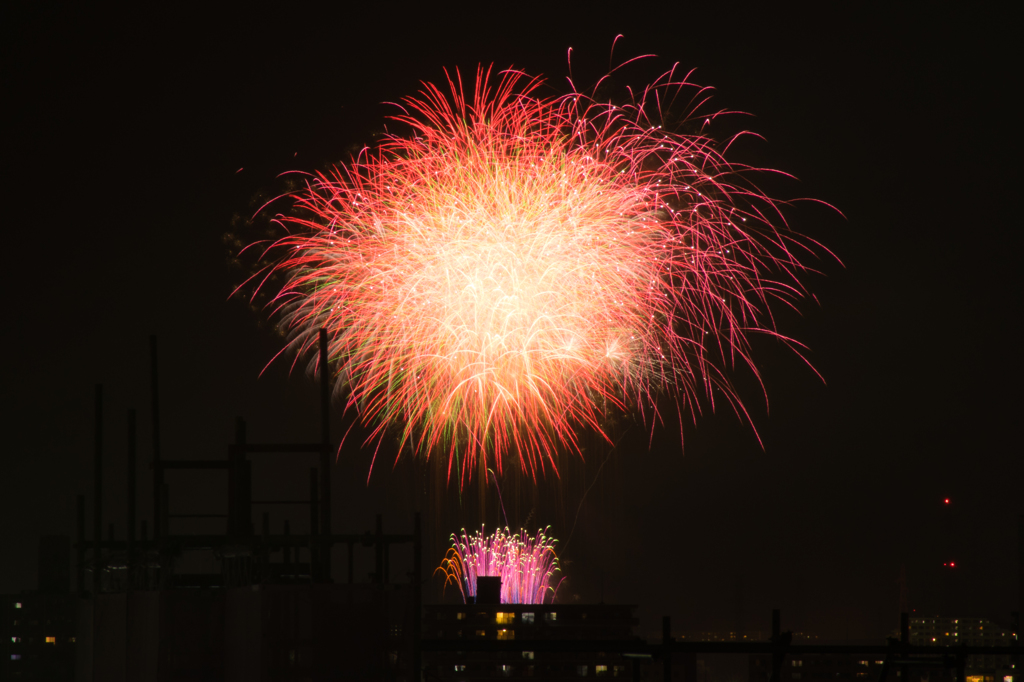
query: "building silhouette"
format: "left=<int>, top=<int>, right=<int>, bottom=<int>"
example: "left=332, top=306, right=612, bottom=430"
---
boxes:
left=423, top=596, right=638, bottom=680
left=1, top=536, right=77, bottom=681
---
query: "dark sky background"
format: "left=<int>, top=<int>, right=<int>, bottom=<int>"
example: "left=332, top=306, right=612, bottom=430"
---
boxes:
left=2, top=4, right=1020, bottom=641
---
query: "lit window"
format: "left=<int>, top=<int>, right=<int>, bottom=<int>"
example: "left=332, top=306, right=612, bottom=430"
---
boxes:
left=14, top=602, right=22, bottom=609
left=545, top=612, right=557, bottom=623
left=455, top=664, right=466, bottom=672
left=497, top=629, right=515, bottom=640
left=1002, top=676, right=1012, bottom=682
left=522, top=612, right=535, bottom=624
left=596, top=664, right=609, bottom=676
left=876, top=662, right=885, bottom=666
left=496, top=612, right=514, bottom=624
left=500, top=664, right=514, bottom=677
left=523, top=651, right=535, bottom=660
left=475, top=630, right=486, bottom=637
left=456, top=612, right=466, bottom=620
left=45, top=636, right=56, bottom=644
left=859, top=662, right=869, bottom=666
left=11, top=654, right=21, bottom=661
left=577, top=665, right=589, bottom=676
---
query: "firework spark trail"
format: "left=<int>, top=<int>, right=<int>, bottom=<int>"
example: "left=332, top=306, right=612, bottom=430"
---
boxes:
left=254, top=65, right=821, bottom=483
left=436, top=526, right=563, bottom=605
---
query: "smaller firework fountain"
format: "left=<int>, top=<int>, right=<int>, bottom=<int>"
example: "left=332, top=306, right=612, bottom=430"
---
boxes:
left=437, top=526, right=563, bottom=605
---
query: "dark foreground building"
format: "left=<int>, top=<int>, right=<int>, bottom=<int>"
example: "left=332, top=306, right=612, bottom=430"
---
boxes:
left=77, top=582, right=416, bottom=681
left=423, top=602, right=639, bottom=680
left=1, top=536, right=77, bottom=681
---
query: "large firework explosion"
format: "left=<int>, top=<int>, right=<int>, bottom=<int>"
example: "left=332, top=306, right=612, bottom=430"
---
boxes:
left=436, top=526, right=563, bottom=605
left=251, top=63, right=821, bottom=484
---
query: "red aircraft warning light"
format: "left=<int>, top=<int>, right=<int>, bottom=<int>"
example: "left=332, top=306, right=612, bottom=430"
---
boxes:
left=944, top=498, right=950, bottom=504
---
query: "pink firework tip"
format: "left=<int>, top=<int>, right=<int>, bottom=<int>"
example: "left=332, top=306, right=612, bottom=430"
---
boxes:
left=435, top=526, right=563, bottom=605
left=256, top=64, right=825, bottom=484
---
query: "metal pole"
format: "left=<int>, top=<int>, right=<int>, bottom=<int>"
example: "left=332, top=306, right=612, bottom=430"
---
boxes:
left=319, top=328, right=330, bottom=445
left=93, top=384, right=103, bottom=595
left=150, top=336, right=162, bottom=542
left=231, top=418, right=246, bottom=537
left=771, top=609, right=785, bottom=682
left=127, top=409, right=136, bottom=587
left=262, top=512, right=270, bottom=580
left=309, top=468, right=319, bottom=581
left=76, top=494, right=85, bottom=595
left=663, top=615, right=672, bottom=682
left=283, top=520, right=291, bottom=573
left=413, top=512, right=422, bottom=682
left=375, top=514, right=384, bottom=584
left=319, top=329, right=332, bottom=581
left=900, top=613, right=909, bottom=682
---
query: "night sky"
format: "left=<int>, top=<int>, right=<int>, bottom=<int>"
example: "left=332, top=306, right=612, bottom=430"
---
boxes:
left=2, top=4, right=1020, bottom=642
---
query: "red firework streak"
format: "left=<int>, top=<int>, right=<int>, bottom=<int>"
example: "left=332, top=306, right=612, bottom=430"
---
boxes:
left=251, top=63, right=826, bottom=486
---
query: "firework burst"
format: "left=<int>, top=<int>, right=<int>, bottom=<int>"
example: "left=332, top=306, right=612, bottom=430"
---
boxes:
left=251, top=63, right=822, bottom=483
left=436, top=526, right=563, bottom=605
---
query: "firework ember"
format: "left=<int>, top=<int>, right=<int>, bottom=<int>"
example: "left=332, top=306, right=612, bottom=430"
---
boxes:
left=255, top=65, right=819, bottom=482
left=437, top=526, right=563, bottom=605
